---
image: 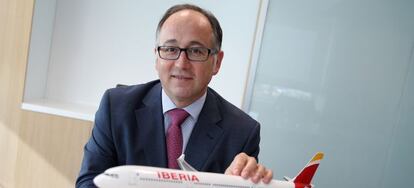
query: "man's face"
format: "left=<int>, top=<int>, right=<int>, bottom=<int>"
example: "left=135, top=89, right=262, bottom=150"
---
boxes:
left=155, top=10, right=223, bottom=107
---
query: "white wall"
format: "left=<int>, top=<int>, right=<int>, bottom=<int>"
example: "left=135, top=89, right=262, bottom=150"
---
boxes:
left=48, top=0, right=259, bottom=106
left=24, top=0, right=261, bottom=120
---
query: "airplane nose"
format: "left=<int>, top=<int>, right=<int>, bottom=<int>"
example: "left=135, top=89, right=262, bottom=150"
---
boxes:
left=94, top=174, right=116, bottom=187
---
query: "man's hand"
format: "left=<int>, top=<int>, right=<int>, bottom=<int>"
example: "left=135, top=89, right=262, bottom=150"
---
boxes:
left=225, top=152, right=273, bottom=184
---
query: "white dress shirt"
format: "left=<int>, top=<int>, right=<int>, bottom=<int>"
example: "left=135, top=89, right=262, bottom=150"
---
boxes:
left=161, top=89, right=206, bottom=153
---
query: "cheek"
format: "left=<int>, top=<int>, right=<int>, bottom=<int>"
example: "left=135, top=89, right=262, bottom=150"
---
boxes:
left=155, top=60, right=160, bottom=72
left=156, top=61, right=168, bottom=74
left=196, top=64, right=214, bottom=79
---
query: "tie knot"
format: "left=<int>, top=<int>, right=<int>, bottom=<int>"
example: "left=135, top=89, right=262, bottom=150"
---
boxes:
left=167, top=108, right=189, bottom=127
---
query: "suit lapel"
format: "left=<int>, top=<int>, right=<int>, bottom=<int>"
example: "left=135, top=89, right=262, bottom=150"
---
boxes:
left=184, top=90, right=223, bottom=171
left=134, top=83, right=168, bottom=167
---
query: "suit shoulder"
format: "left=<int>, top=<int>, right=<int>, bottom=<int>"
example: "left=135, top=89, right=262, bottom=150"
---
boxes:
left=104, top=80, right=161, bottom=109
left=207, top=88, right=258, bottom=127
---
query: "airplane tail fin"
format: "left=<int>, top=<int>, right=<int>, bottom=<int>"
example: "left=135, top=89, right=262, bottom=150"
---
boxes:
left=292, top=152, right=324, bottom=185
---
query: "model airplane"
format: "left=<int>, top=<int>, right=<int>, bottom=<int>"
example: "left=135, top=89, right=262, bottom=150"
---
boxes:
left=94, top=152, right=324, bottom=188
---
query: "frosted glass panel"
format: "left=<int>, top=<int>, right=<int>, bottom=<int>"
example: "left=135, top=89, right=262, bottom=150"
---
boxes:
left=248, top=0, right=414, bottom=187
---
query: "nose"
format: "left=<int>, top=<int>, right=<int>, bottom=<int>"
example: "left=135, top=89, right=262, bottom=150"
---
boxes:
left=174, top=50, right=191, bottom=68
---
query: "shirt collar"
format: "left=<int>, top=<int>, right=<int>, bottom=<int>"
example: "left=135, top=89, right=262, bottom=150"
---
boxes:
left=161, top=89, right=206, bottom=120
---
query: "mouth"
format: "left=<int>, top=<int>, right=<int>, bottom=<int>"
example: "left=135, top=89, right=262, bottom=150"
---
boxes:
left=171, top=75, right=193, bottom=80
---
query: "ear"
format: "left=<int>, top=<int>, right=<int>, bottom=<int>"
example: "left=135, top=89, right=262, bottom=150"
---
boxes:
left=155, top=48, right=160, bottom=71
left=212, top=50, right=224, bottom=75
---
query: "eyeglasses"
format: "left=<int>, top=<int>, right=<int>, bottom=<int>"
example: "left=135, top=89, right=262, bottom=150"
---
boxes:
left=157, top=46, right=218, bottom=62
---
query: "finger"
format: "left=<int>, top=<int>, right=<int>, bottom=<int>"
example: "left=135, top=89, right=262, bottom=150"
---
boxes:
left=262, top=169, right=273, bottom=184
left=224, top=167, right=232, bottom=175
left=251, top=164, right=265, bottom=183
left=225, top=153, right=248, bottom=176
left=240, top=156, right=258, bottom=179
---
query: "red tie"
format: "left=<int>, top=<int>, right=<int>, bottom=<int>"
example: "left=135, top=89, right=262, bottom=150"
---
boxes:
left=166, top=108, right=189, bottom=169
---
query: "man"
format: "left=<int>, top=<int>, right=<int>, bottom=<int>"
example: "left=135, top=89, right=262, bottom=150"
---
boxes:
left=76, top=4, right=272, bottom=187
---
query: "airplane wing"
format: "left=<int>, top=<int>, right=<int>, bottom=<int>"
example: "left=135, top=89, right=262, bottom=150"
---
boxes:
left=177, top=154, right=198, bottom=172
left=283, top=176, right=292, bottom=181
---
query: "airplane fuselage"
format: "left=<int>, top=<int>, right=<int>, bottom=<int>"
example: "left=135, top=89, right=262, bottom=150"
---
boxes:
left=94, top=152, right=324, bottom=188
left=95, top=165, right=310, bottom=188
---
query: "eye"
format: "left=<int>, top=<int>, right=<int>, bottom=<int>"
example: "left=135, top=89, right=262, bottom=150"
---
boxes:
left=189, top=47, right=207, bottom=56
left=161, top=47, right=179, bottom=53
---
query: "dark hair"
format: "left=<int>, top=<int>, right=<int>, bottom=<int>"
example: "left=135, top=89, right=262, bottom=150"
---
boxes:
left=156, top=4, right=223, bottom=51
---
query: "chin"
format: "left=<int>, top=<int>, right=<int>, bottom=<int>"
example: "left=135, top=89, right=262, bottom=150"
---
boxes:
left=171, top=91, right=193, bottom=99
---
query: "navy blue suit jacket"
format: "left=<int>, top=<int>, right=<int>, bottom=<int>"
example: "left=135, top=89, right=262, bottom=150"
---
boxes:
left=76, top=80, right=260, bottom=187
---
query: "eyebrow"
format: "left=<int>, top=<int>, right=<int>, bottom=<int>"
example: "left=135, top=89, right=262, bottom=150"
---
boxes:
left=162, top=39, right=178, bottom=45
left=161, top=39, right=207, bottom=48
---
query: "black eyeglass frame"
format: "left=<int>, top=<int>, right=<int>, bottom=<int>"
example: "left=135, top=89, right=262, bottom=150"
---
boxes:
left=157, top=46, right=218, bottom=62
